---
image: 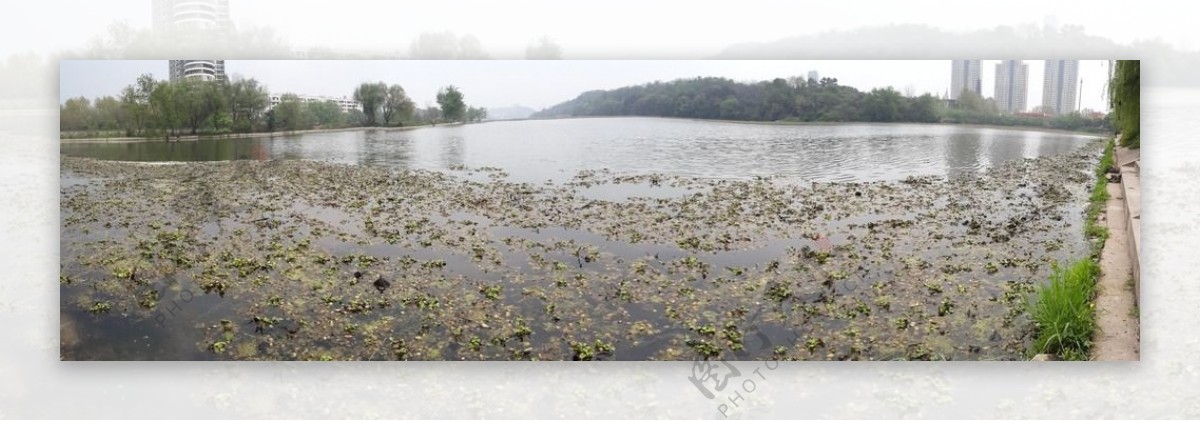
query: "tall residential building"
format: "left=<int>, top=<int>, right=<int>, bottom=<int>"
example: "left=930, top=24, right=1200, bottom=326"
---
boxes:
left=807, top=70, right=820, bottom=83
left=153, top=0, right=232, bottom=82
left=993, top=60, right=1029, bottom=114
left=168, top=60, right=226, bottom=82
left=949, top=60, right=982, bottom=100
left=1042, top=60, right=1080, bottom=115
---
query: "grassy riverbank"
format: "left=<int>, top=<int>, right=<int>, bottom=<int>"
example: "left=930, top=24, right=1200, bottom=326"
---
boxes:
left=1029, top=138, right=1114, bottom=360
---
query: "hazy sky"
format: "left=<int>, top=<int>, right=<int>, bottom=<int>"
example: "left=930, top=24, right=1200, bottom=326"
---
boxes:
left=60, top=60, right=1112, bottom=112
left=4, top=0, right=1197, bottom=59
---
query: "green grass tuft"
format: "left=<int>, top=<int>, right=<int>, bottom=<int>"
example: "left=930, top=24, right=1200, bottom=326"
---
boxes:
left=1083, top=139, right=1114, bottom=257
left=1029, top=139, right=1112, bottom=360
left=1030, top=259, right=1100, bottom=360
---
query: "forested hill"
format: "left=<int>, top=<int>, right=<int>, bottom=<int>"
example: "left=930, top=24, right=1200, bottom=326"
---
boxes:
left=530, top=76, right=943, bottom=123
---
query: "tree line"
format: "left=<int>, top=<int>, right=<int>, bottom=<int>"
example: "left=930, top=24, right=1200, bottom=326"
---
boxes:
left=61, top=75, right=485, bottom=139
left=530, top=76, right=1112, bottom=133
left=1108, top=60, right=1139, bottom=148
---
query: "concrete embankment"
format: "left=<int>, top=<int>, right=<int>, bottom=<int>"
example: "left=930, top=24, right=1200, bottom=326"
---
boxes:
left=1117, top=147, right=1141, bottom=298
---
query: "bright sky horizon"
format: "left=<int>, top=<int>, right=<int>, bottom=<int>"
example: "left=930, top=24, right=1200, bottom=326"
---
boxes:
left=6, top=1, right=1197, bottom=58
left=59, top=60, right=1113, bottom=113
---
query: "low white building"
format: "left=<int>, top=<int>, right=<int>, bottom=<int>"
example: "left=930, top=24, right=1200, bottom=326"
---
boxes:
left=268, top=94, right=361, bottom=113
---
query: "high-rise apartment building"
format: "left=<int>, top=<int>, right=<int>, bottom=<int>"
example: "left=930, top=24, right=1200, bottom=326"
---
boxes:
left=153, top=0, right=232, bottom=82
left=1042, top=60, right=1080, bottom=115
left=949, top=60, right=982, bottom=100
left=168, top=60, right=226, bottom=82
left=994, top=60, right=1029, bottom=114
left=807, top=70, right=820, bottom=83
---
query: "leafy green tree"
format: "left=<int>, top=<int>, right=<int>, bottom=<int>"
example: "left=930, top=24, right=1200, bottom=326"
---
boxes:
left=307, top=101, right=344, bottom=127
left=271, top=94, right=312, bottom=131
left=465, top=106, right=488, bottom=122
left=1109, top=60, right=1139, bottom=148
left=149, top=80, right=182, bottom=139
left=862, top=87, right=906, bottom=122
left=353, top=82, right=387, bottom=126
left=436, top=86, right=466, bottom=122
left=383, top=84, right=415, bottom=126
left=345, top=109, right=367, bottom=127
left=60, top=97, right=92, bottom=131
left=905, top=94, right=941, bottom=123
left=417, top=105, right=442, bottom=125
left=94, top=96, right=124, bottom=131
left=225, top=78, right=269, bottom=133
left=176, top=79, right=225, bottom=135
left=955, top=88, right=994, bottom=114
left=761, top=78, right=795, bottom=121
left=119, top=74, right=156, bottom=136
left=718, top=97, right=741, bottom=120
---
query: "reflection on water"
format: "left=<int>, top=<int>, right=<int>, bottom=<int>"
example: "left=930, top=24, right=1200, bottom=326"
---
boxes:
left=62, top=117, right=1097, bottom=182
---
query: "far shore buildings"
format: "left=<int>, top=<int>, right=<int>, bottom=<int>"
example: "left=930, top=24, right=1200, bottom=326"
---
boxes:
left=168, top=60, right=227, bottom=82
left=153, top=0, right=231, bottom=82
left=949, top=60, right=982, bottom=100
left=948, top=59, right=1085, bottom=116
left=1042, top=59, right=1080, bottom=115
left=268, top=94, right=362, bottom=113
left=994, top=60, right=1029, bottom=114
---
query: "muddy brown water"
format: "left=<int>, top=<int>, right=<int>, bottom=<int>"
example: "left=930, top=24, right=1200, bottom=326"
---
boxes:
left=59, top=118, right=1103, bottom=360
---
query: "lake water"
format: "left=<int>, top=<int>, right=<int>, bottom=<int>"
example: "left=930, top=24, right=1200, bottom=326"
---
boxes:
left=61, top=117, right=1098, bottom=183
left=60, top=117, right=1105, bottom=360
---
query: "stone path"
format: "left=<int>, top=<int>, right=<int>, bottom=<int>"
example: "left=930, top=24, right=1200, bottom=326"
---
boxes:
left=1092, top=148, right=1140, bottom=361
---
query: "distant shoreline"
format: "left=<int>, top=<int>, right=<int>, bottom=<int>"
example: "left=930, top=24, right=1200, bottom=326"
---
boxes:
left=59, top=123, right=457, bottom=143
left=61, top=116, right=1107, bottom=143
left=521, top=115, right=1112, bottom=137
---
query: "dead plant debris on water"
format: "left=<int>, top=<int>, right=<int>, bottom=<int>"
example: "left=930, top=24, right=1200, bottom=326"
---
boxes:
left=59, top=139, right=1103, bottom=361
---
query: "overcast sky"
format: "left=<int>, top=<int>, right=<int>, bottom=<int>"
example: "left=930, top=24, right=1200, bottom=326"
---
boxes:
left=5, top=1, right=1197, bottom=58
left=60, top=60, right=1112, bottom=112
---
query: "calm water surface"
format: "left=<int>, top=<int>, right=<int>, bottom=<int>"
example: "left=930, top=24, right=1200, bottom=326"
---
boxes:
left=61, top=117, right=1098, bottom=182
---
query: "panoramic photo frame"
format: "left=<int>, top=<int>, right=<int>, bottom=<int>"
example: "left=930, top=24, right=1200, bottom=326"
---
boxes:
left=58, top=59, right=1140, bottom=361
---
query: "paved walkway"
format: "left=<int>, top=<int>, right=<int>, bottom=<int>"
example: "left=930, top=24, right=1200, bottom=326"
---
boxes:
left=1092, top=147, right=1140, bottom=360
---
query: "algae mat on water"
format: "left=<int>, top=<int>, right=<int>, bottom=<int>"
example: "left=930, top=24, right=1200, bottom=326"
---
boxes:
left=59, top=140, right=1102, bottom=360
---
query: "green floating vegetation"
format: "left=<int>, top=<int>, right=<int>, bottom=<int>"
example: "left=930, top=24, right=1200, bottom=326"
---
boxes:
left=1029, top=259, right=1100, bottom=361
left=60, top=137, right=1106, bottom=361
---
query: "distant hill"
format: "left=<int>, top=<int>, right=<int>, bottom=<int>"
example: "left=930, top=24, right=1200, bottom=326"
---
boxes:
left=713, top=23, right=1198, bottom=87
left=528, top=76, right=941, bottom=123
left=486, top=105, right=537, bottom=120
left=528, top=75, right=1110, bottom=133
